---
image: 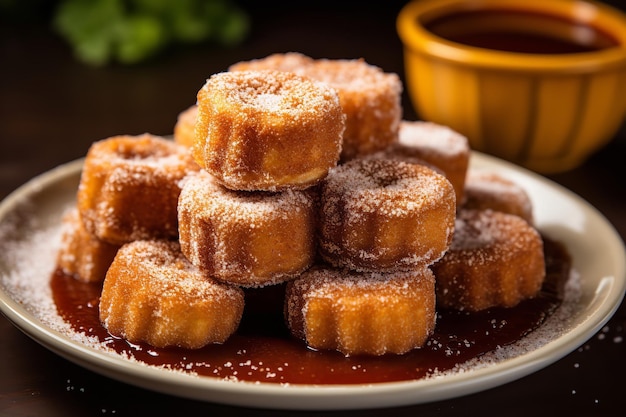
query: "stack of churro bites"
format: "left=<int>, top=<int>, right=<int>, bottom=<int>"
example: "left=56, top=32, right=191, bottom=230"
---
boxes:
left=56, top=53, right=546, bottom=356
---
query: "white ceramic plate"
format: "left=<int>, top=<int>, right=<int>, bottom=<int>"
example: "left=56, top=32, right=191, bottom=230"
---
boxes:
left=1, top=153, right=625, bottom=410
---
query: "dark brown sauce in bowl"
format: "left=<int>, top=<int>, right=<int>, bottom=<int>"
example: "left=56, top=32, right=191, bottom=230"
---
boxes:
left=50, top=236, right=571, bottom=385
left=423, top=9, right=619, bottom=54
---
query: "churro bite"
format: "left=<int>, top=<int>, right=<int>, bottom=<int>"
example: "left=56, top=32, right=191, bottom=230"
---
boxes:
left=229, top=51, right=314, bottom=73
left=230, top=52, right=403, bottom=161
left=177, top=170, right=317, bottom=288
left=56, top=207, right=120, bottom=283
left=379, top=120, right=470, bottom=204
left=318, top=158, right=456, bottom=272
left=173, top=104, right=198, bottom=148
left=462, top=170, right=534, bottom=224
left=285, top=265, right=437, bottom=356
left=431, top=208, right=545, bottom=312
left=302, top=58, right=403, bottom=161
left=368, top=120, right=469, bottom=204
left=100, top=240, right=244, bottom=349
left=193, top=69, right=345, bottom=191
left=77, top=134, right=200, bottom=245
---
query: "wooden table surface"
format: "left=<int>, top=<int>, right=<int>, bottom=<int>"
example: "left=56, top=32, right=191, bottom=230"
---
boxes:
left=1, top=1, right=625, bottom=416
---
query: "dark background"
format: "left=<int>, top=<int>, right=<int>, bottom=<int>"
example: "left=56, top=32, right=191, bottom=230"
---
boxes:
left=1, top=1, right=625, bottom=416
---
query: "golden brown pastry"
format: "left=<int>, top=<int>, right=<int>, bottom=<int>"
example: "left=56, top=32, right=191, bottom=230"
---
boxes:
left=100, top=240, right=245, bottom=349
left=177, top=170, right=317, bottom=287
left=462, top=169, right=534, bottom=224
left=193, top=69, right=345, bottom=191
left=56, top=207, right=120, bottom=283
left=77, top=134, right=199, bottom=245
left=285, top=265, right=436, bottom=356
left=173, top=104, right=198, bottom=148
left=375, top=120, right=470, bottom=204
left=431, top=208, right=545, bottom=312
left=318, top=158, right=456, bottom=272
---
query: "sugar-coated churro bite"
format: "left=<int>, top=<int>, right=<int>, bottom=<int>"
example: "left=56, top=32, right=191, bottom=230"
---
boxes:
left=100, top=240, right=245, bottom=349
left=318, top=158, right=456, bottom=273
left=173, top=104, right=198, bottom=148
left=301, top=58, right=403, bottom=161
left=462, top=170, right=534, bottom=224
left=285, top=265, right=437, bottom=356
left=193, top=69, right=345, bottom=191
left=229, top=51, right=314, bottom=73
left=432, top=208, right=545, bottom=312
left=177, top=170, right=317, bottom=288
left=375, top=120, right=470, bottom=204
left=56, top=207, right=120, bottom=283
left=77, top=134, right=200, bottom=245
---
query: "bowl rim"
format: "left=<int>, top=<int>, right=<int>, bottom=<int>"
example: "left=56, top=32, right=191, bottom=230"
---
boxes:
left=397, top=0, right=626, bottom=72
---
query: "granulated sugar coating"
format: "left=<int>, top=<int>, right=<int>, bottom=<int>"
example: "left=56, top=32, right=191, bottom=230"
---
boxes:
left=0, top=203, right=105, bottom=351
left=223, top=73, right=335, bottom=113
left=429, top=267, right=582, bottom=379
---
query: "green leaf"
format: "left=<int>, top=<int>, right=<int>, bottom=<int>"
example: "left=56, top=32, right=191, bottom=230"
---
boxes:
left=53, top=0, right=249, bottom=66
left=115, top=15, right=167, bottom=64
left=72, top=31, right=112, bottom=66
left=215, top=8, right=249, bottom=45
left=53, top=0, right=125, bottom=65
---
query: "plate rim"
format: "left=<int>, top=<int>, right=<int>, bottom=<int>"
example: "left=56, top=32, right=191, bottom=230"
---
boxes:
left=1, top=153, right=625, bottom=410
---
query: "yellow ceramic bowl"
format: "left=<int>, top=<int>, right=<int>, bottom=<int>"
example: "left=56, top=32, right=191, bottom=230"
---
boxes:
left=397, top=0, right=626, bottom=173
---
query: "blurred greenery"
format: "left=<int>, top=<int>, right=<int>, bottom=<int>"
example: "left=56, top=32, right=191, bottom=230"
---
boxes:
left=1, top=0, right=250, bottom=66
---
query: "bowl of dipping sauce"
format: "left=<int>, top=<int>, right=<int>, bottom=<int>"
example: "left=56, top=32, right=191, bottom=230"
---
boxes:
left=397, top=0, right=626, bottom=173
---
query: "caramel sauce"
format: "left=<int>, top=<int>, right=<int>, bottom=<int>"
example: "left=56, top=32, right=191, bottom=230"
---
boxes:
left=424, top=10, right=619, bottom=54
left=50, top=236, right=570, bottom=385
